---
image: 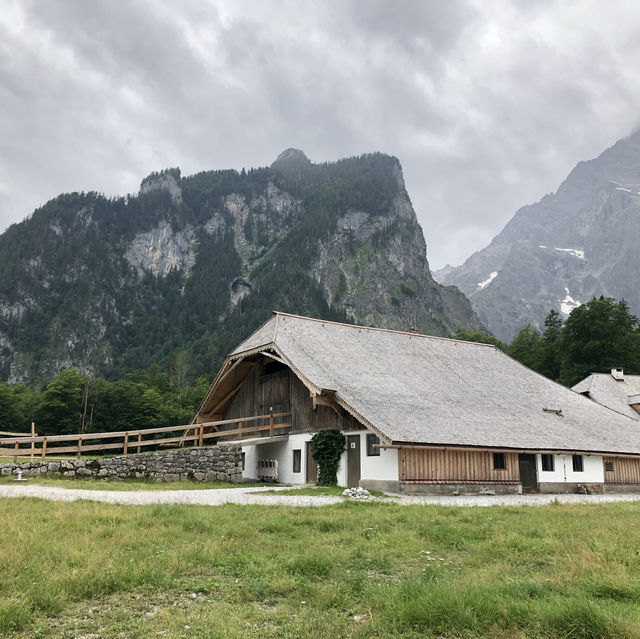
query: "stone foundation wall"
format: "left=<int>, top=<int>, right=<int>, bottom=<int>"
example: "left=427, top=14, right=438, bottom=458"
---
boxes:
left=0, top=444, right=242, bottom=483
left=399, top=482, right=522, bottom=496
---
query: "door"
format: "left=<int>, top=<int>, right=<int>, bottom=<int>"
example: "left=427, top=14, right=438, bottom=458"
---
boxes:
left=518, top=454, right=538, bottom=493
left=347, top=435, right=361, bottom=488
left=306, top=441, right=318, bottom=484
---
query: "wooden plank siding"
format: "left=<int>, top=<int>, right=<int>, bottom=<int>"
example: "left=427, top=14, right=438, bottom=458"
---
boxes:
left=400, top=448, right=520, bottom=484
left=222, top=360, right=360, bottom=435
left=290, top=375, right=360, bottom=433
left=603, top=457, right=640, bottom=484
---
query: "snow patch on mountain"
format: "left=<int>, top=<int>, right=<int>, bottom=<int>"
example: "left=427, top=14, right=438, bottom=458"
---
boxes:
left=477, top=271, right=498, bottom=289
left=560, top=287, right=581, bottom=316
left=539, top=246, right=585, bottom=259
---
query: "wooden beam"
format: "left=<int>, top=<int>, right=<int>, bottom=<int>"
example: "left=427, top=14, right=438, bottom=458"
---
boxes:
left=259, top=351, right=287, bottom=366
left=311, top=390, right=342, bottom=417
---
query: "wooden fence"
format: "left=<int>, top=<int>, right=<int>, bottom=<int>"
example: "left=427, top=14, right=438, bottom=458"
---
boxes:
left=0, top=412, right=291, bottom=462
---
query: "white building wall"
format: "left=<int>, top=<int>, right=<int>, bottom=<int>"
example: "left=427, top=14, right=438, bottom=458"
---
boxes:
left=537, top=454, right=604, bottom=484
left=242, top=429, right=397, bottom=485
left=359, top=432, right=398, bottom=481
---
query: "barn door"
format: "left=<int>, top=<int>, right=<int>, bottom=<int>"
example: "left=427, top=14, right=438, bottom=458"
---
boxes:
left=347, top=435, right=361, bottom=488
left=306, top=441, right=318, bottom=484
left=518, top=454, right=538, bottom=493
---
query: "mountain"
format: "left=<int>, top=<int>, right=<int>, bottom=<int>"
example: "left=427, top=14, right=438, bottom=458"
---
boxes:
left=0, top=150, right=481, bottom=384
left=435, top=131, right=640, bottom=342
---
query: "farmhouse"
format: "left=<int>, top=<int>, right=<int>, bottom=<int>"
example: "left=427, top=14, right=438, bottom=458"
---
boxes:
left=192, top=312, right=640, bottom=494
left=573, top=369, right=640, bottom=421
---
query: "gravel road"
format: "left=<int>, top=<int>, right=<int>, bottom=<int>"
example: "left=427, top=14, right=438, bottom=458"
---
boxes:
left=2, top=483, right=640, bottom=507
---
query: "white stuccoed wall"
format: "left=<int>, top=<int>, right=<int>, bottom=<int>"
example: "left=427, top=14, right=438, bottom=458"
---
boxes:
left=241, top=430, right=397, bottom=485
left=357, top=431, right=398, bottom=481
left=537, top=454, right=604, bottom=484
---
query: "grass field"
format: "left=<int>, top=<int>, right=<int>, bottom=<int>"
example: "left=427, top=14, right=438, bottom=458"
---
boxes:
left=0, top=475, right=271, bottom=491
left=1, top=498, right=640, bottom=638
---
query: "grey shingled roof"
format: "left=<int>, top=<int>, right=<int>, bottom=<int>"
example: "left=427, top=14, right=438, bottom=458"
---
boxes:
left=230, top=313, right=640, bottom=455
left=572, top=373, right=640, bottom=421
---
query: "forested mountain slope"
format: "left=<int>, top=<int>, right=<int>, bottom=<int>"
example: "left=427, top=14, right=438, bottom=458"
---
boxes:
left=436, top=131, right=640, bottom=342
left=0, top=149, right=480, bottom=384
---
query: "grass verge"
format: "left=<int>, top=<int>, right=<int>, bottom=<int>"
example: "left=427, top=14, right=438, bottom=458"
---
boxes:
left=1, top=499, right=640, bottom=637
left=0, top=475, right=270, bottom=491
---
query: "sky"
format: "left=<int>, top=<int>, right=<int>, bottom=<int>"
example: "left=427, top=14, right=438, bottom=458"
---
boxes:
left=2, top=0, right=640, bottom=270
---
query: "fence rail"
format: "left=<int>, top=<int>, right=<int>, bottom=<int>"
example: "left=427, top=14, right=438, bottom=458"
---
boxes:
left=0, top=412, right=291, bottom=462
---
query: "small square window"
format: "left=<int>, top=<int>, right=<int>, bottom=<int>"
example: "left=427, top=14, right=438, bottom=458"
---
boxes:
left=604, top=460, right=614, bottom=472
left=241, top=452, right=246, bottom=471
left=541, top=454, right=555, bottom=472
left=493, top=452, right=506, bottom=470
left=367, top=434, right=381, bottom=456
left=293, top=449, right=301, bottom=473
left=572, top=455, right=584, bottom=472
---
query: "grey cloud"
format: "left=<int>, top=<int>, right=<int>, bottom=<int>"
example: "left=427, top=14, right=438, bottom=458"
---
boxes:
left=2, top=0, right=640, bottom=272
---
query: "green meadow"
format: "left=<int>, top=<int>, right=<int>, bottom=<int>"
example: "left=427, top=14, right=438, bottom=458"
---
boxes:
left=1, top=497, right=640, bottom=638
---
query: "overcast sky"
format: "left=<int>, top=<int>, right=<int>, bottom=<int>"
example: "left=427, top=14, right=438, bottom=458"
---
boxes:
left=2, top=0, right=640, bottom=270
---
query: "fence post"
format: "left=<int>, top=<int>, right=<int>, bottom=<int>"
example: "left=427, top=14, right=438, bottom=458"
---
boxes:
left=123, top=432, right=129, bottom=456
left=41, top=438, right=47, bottom=460
left=137, top=432, right=142, bottom=454
left=13, top=441, right=18, bottom=464
left=238, top=421, right=243, bottom=440
left=198, top=424, right=204, bottom=447
left=269, top=414, right=274, bottom=437
left=30, top=421, right=35, bottom=461
left=77, top=437, right=82, bottom=458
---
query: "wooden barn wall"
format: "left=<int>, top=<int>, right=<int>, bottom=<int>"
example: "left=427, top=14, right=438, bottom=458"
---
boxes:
left=219, top=360, right=361, bottom=433
left=400, top=448, right=519, bottom=483
left=604, top=457, right=640, bottom=484
left=290, top=375, right=360, bottom=433
left=224, top=366, right=258, bottom=420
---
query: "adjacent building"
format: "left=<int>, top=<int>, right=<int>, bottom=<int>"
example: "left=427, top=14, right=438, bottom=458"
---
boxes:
left=191, top=313, right=640, bottom=494
left=573, top=369, right=640, bottom=421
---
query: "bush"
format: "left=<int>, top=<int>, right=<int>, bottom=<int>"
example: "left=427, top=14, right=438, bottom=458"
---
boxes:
left=309, top=430, right=345, bottom=486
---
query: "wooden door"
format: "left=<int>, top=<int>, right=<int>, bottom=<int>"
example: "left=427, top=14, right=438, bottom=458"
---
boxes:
left=518, top=454, right=538, bottom=493
left=306, top=441, right=318, bottom=484
left=347, top=435, right=361, bottom=488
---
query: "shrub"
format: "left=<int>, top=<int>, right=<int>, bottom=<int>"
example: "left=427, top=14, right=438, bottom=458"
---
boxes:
left=309, top=430, right=345, bottom=486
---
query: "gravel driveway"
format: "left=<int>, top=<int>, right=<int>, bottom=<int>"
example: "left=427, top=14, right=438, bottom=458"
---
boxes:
left=2, top=483, right=640, bottom=507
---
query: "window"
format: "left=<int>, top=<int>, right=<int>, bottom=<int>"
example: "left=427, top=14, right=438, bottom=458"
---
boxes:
left=572, top=455, right=584, bottom=472
left=241, top=452, right=246, bottom=471
left=292, top=449, right=301, bottom=473
left=493, top=452, right=506, bottom=470
left=541, top=454, right=555, bottom=472
left=604, top=460, right=614, bottom=472
left=366, top=434, right=381, bottom=456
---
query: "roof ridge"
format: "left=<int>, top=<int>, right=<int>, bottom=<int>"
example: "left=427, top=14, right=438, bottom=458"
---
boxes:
left=272, top=311, right=495, bottom=347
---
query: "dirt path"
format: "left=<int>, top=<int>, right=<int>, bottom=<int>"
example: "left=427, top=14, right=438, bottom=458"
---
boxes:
left=2, top=483, right=640, bottom=507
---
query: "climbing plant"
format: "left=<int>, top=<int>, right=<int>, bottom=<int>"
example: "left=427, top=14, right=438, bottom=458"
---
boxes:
left=310, top=429, right=346, bottom=486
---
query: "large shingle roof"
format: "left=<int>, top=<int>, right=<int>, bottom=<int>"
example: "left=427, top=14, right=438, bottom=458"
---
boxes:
left=230, top=313, right=640, bottom=455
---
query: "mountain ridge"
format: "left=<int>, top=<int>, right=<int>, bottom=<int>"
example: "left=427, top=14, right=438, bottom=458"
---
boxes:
left=435, top=130, right=640, bottom=341
left=0, top=150, right=481, bottom=385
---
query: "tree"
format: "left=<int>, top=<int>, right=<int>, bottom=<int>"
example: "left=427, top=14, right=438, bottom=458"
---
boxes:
left=451, top=331, right=506, bottom=351
left=559, top=297, right=640, bottom=386
left=507, top=324, right=542, bottom=370
left=537, top=309, right=563, bottom=381
left=35, top=368, right=84, bottom=435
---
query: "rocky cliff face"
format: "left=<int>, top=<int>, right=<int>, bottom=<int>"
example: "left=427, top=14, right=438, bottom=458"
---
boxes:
left=436, top=131, right=640, bottom=342
left=0, top=150, right=481, bottom=384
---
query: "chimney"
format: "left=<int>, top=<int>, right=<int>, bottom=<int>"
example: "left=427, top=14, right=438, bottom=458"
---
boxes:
left=611, top=368, right=624, bottom=381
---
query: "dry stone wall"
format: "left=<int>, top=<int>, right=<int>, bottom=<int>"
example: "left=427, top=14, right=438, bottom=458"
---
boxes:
left=0, top=444, right=242, bottom=483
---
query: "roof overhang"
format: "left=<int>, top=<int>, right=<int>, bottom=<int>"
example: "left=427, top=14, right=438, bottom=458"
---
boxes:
left=234, top=434, right=289, bottom=446
left=383, top=441, right=640, bottom=458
